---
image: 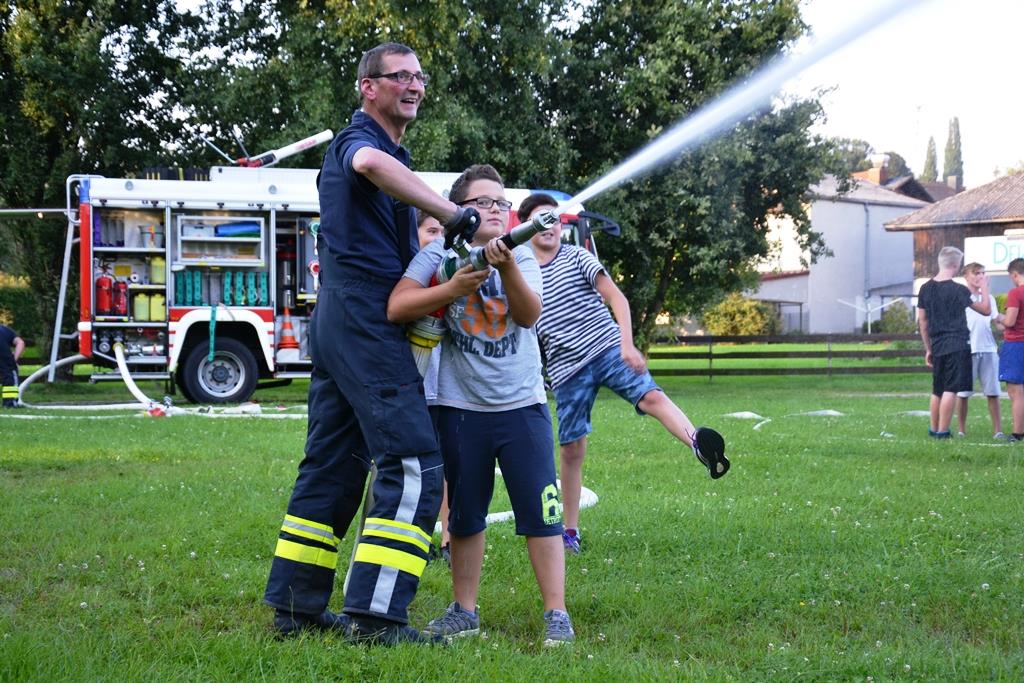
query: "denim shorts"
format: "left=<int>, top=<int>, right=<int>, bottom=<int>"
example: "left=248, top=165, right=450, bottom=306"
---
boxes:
left=552, top=345, right=660, bottom=445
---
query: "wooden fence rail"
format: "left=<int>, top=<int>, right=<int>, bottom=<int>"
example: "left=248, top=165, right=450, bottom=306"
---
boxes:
left=647, top=333, right=927, bottom=378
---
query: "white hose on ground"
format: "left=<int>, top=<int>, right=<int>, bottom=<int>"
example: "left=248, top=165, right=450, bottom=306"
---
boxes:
left=17, top=353, right=86, bottom=406
left=113, top=342, right=157, bottom=409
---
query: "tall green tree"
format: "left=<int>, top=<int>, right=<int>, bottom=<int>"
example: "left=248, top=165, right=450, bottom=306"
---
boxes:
left=0, top=1, right=196, bottom=348
left=828, top=138, right=873, bottom=176
left=180, top=0, right=571, bottom=184
left=943, top=116, right=963, bottom=181
left=551, top=0, right=841, bottom=347
left=920, top=136, right=938, bottom=182
left=884, top=151, right=911, bottom=179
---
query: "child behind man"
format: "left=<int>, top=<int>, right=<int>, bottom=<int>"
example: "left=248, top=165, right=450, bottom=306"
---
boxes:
left=389, top=165, right=573, bottom=646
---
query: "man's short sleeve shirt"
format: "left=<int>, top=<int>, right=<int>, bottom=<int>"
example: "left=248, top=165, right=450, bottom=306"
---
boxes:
left=317, top=110, right=419, bottom=282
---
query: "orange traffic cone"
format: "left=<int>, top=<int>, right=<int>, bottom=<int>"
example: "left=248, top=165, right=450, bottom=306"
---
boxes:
left=277, top=308, right=300, bottom=362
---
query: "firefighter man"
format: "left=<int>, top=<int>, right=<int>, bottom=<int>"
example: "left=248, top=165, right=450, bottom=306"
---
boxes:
left=263, top=42, right=482, bottom=643
left=0, top=323, right=24, bottom=407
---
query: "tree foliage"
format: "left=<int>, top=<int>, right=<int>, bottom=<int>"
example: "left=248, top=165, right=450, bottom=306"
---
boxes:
left=943, top=116, right=963, bottom=181
left=0, top=0, right=197, bottom=353
left=180, top=0, right=571, bottom=184
left=920, top=136, right=938, bottom=182
left=829, top=137, right=873, bottom=176
left=553, top=0, right=841, bottom=347
left=883, top=151, right=911, bottom=179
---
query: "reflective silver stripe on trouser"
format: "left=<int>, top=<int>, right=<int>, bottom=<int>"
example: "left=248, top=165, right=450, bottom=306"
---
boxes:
left=368, top=456, right=423, bottom=615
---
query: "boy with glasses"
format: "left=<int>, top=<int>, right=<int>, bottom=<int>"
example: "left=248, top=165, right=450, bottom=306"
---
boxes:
left=389, top=164, right=575, bottom=646
left=520, top=193, right=729, bottom=555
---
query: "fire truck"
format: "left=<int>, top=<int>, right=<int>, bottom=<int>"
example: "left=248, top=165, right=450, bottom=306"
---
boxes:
left=51, top=139, right=618, bottom=404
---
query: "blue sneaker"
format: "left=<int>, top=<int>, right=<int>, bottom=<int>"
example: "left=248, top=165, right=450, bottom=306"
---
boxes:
left=542, top=609, right=575, bottom=647
left=422, top=601, right=480, bottom=640
left=562, top=528, right=581, bottom=554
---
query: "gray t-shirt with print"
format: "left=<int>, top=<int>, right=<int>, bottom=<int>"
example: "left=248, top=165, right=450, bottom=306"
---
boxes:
left=403, top=240, right=545, bottom=412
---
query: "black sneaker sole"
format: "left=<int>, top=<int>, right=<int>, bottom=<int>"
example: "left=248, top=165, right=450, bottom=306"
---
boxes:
left=694, top=427, right=729, bottom=479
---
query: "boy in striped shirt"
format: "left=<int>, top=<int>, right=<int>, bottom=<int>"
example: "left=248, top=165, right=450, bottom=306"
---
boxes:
left=521, top=193, right=729, bottom=554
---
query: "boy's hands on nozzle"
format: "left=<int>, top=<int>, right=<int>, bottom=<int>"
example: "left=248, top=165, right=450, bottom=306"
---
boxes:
left=443, top=207, right=481, bottom=249
left=447, top=263, right=491, bottom=298
left=484, top=237, right=515, bottom=271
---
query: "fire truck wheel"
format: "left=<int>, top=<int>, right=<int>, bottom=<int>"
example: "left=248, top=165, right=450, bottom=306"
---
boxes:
left=181, top=337, right=259, bottom=404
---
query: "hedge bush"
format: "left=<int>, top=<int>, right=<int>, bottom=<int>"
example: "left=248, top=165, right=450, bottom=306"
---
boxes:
left=875, top=299, right=917, bottom=334
left=0, top=274, right=42, bottom=342
left=701, top=293, right=780, bottom=336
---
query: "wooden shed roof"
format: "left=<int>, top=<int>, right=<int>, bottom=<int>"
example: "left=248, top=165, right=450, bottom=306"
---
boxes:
left=885, top=173, right=1024, bottom=231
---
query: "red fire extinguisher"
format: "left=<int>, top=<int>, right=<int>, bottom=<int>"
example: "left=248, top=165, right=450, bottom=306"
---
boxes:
left=112, top=280, right=128, bottom=316
left=96, top=268, right=113, bottom=315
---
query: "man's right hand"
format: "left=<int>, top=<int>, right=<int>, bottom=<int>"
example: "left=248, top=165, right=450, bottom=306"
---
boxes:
left=443, top=207, right=481, bottom=249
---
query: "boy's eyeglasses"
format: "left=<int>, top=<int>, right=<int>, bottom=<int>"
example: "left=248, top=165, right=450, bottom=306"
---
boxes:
left=368, top=70, right=429, bottom=86
left=461, top=196, right=513, bottom=211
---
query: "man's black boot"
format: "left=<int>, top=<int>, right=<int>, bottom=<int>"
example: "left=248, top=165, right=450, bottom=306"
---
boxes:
left=347, top=614, right=445, bottom=646
left=273, top=608, right=351, bottom=637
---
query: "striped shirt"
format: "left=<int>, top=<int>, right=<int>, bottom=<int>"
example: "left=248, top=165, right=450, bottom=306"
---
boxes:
left=536, top=244, right=621, bottom=388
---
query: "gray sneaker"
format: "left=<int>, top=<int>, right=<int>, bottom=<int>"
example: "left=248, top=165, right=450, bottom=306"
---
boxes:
left=542, top=609, right=575, bottom=647
left=422, top=601, right=480, bottom=640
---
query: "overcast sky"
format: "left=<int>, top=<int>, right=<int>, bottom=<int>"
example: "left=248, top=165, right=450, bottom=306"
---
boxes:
left=788, top=0, right=1023, bottom=188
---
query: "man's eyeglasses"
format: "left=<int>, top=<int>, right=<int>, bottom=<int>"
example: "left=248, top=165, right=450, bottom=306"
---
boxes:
left=368, top=70, right=429, bottom=86
left=460, top=196, right=513, bottom=211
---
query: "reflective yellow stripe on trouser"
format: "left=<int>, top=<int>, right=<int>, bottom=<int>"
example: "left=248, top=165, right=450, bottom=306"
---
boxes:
left=274, top=538, right=338, bottom=570
left=273, top=514, right=339, bottom=570
left=1, top=386, right=16, bottom=399
left=353, top=517, right=430, bottom=578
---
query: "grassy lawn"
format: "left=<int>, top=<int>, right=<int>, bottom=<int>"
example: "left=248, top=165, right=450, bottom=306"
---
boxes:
left=1, top=373, right=1022, bottom=681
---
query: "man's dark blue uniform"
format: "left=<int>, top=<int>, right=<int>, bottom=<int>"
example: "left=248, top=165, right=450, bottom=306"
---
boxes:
left=264, top=110, right=443, bottom=625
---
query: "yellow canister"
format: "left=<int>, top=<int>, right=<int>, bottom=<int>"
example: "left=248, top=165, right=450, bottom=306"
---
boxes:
left=149, top=256, right=166, bottom=285
left=134, top=293, right=151, bottom=321
left=150, top=293, right=166, bottom=320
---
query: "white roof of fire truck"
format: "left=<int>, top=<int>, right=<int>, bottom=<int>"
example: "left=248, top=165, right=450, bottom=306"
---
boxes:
left=84, top=166, right=560, bottom=213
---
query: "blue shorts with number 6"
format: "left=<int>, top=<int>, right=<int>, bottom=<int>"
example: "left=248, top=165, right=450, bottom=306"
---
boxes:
left=437, top=403, right=562, bottom=538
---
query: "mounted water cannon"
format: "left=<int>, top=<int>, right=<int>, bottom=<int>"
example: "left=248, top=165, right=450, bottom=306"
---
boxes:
left=560, top=210, right=621, bottom=259
left=200, top=128, right=334, bottom=169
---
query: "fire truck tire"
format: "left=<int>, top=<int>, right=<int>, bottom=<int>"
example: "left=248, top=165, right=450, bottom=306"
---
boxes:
left=181, top=337, right=259, bottom=404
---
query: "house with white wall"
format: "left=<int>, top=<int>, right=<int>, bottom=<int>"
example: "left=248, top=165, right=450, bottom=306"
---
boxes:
left=752, top=176, right=925, bottom=333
